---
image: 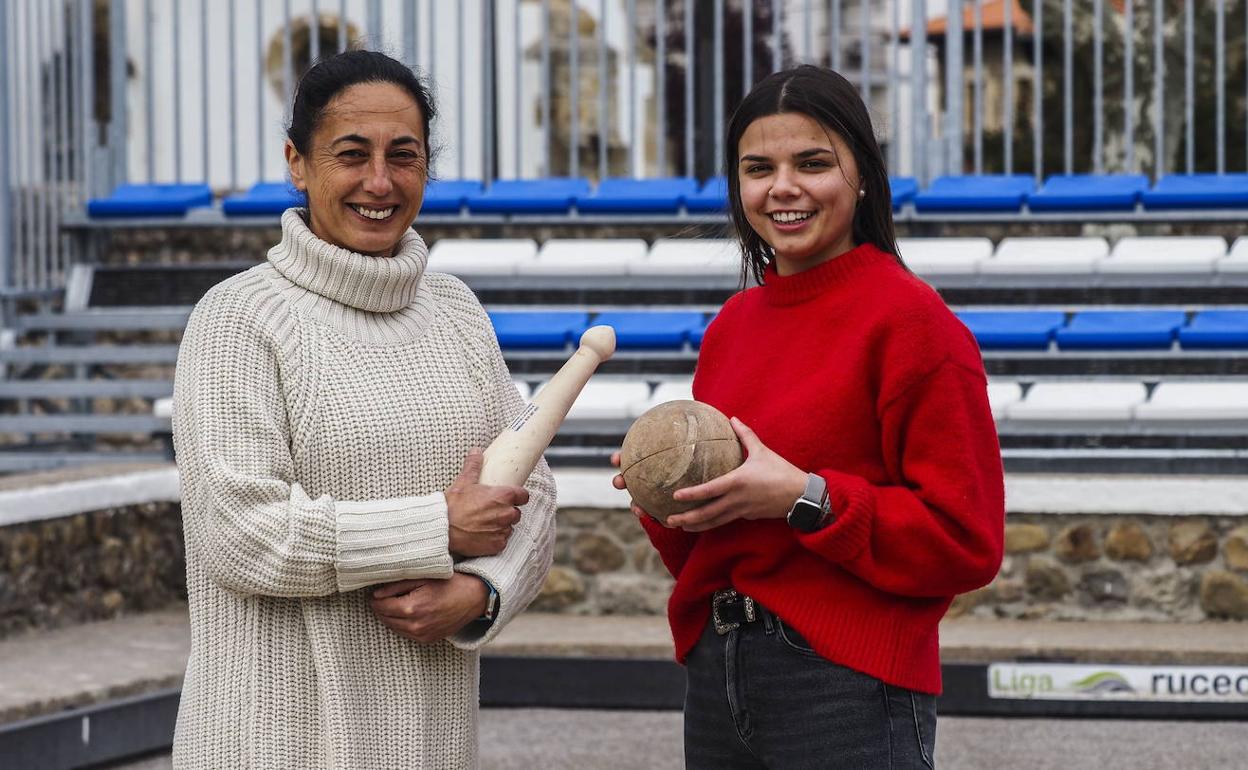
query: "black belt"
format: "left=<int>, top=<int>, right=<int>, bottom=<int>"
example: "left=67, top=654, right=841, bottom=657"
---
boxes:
left=711, top=588, right=770, bottom=635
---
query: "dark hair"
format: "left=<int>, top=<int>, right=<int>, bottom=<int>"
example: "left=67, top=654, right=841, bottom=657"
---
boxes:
left=724, top=64, right=902, bottom=285
left=287, top=50, right=437, bottom=162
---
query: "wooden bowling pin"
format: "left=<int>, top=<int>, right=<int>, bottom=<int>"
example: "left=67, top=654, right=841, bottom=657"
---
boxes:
left=479, top=325, right=616, bottom=487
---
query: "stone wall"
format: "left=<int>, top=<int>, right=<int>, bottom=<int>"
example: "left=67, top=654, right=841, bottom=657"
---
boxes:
left=4, top=503, right=1248, bottom=639
left=952, top=514, right=1248, bottom=622
left=0, top=503, right=186, bottom=638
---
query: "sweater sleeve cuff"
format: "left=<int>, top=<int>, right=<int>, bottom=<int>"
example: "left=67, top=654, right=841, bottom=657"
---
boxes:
left=334, top=492, right=454, bottom=592
left=794, top=471, right=874, bottom=563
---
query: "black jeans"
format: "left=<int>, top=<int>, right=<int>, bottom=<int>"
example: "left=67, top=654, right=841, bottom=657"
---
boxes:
left=683, top=612, right=937, bottom=770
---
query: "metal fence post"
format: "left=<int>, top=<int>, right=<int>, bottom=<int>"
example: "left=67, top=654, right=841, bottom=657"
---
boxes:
left=109, top=0, right=128, bottom=189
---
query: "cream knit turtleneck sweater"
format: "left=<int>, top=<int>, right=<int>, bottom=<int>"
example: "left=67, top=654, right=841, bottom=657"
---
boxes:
left=171, top=210, right=556, bottom=770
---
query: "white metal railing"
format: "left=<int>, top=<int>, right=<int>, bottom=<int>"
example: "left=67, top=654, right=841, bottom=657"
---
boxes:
left=3, top=0, right=1247, bottom=309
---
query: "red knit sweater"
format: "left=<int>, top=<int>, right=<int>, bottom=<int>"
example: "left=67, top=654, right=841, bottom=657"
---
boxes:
left=640, top=243, right=1005, bottom=694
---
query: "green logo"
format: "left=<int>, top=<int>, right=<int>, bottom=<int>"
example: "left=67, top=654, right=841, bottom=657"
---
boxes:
left=1072, top=671, right=1136, bottom=695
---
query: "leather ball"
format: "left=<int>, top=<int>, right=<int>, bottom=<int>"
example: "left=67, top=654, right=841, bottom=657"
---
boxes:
left=619, top=400, right=743, bottom=522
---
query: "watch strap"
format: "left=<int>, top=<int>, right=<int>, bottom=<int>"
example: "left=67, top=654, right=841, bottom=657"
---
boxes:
left=475, top=577, right=499, bottom=623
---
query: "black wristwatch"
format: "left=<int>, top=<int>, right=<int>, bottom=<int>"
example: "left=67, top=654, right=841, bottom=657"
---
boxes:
left=786, top=473, right=833, bottom=533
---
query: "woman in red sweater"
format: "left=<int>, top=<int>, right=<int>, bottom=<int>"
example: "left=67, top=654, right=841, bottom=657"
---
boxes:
left=613, top=65, right=1005, bottom=768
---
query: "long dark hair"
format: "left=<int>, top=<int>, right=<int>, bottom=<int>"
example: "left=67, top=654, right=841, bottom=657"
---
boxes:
left=724, top=65, right=902, bottom=285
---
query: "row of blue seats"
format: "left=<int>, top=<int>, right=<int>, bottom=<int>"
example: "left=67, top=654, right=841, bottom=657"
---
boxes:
left=486, top=309, right=1248, bottom=351
left=84, top=173, right=1248, bottom=218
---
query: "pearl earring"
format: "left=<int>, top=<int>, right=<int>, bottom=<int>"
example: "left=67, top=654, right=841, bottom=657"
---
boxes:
left=858, top=188, right=866, bottom=199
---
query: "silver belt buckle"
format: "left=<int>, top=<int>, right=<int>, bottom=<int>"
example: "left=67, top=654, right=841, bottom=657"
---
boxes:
left=711, top=589, right=757, bottom=636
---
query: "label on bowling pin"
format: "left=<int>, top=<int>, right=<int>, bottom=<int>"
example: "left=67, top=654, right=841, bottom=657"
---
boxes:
left=508, top=403, right=540, bottom=432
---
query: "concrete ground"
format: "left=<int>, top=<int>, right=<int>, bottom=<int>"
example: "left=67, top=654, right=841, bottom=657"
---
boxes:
left=105, top=709, right=1248, bottom=770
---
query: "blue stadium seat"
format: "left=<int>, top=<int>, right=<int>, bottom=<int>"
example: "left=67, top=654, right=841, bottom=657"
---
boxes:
left=489, top=311, right=588, bottom=349
left=222, top=182, right=306, bottom=216
left=690, top=315, right=714, bottom=348
left=912, top=175, right=1035, bottom=213
left=591, top=311, right=706, bottom=349
left=1055, top=310, right=1186, bottom=350
left=1141, top=174, right=1248, bottom=210
left=684, top=176, right=728, bottom=213
left=421, top=179, right=484, bottom=214
left=1027, top=174, right=1149, bottom=212
left=466, top=178, right=591, bottom=214
left=576, top=177, right=699, bottom=214
left=87, top=183, right=213, bottom=217
left=1178, top=311, right=1248, bottom=349
left=956, top=311, right=1066, bottom=350
left=890, top=176, right=918, bottom=210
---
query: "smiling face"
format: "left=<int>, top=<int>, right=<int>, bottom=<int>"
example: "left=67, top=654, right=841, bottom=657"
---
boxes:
left=737, top=111, right=862, bottom=276
left=285, top=81, right=428, bottom=257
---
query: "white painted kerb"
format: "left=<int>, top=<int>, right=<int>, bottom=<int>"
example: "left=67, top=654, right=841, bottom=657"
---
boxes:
left=2, top=468, right=1247, bottom=526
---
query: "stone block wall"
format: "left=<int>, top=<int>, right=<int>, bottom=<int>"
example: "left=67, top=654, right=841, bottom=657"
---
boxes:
left=4, top=503, right=1248, bottom=639
left=0, top=503, right=186, bottom=638
left=951, top=514, right=1248, bottom=622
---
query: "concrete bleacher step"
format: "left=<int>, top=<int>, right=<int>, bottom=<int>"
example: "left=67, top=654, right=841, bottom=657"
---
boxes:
left=1, top=605, right=1244, bottom=732
left=14, top=308, right=192, bottom=333
left=0, top=380, right=173, bottom=399
left=0, top=415, right=170, bottom=434
left=0, top=345, right=180, bottom=366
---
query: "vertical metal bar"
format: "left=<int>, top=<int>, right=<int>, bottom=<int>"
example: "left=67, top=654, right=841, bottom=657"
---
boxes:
left=685, top=0, right=693, bottom=175
left=338, top=0, right=346, bottom=53
left=598, top=0, right=608, bottom=180
left=283, top=0, right=293, bottom=125
left=256, top=1, right=264, bottom=179
left=514, top=0, right=521, bottom=178
left=367, top=0, right=381, bottom=48
left=54, top=1, right=69, bottom=278
left=911, top=0, right=927, bottom=184
left=627, top=0, right=636, bottom=176
left=201, top=0, right=210, bottom=182
left=972, top=0, right=983, bottom=174
left=542, top=0, right=552, bottom=176
left=80, top=0, right=93, bottom=200
left=804, top=0, right=812, bottom=65
left=1003, top=0, right=1013, bottom=173
left=859, top=0, right=869, bottom=101
left=569, top=0, right=579, bottom=176
left=0, top=0, right=9, bottom=297
left=1153, top=0, right=1163, bottom=179
left=228, top=0, right=237, bottom=189
left=484, top=0, right=496, bottom=183
left=1216, top=0, right=1225, bottom=174
left=145, top=0, right=154, bottom=181
left=1033, top=0, right=1043, bottom=182
left=888, top=0, right=898, bottom=172
left=742, top=0, right=752, bottom=95
left=172, top=0, right=182, bottom=181
left=830, top=0, right=840, bottom=70
left=1062, top=0, right=1071, bottom=175
left=35, top=0, right=47, bottom=288
left=310, top=0, right=320, bottom=64
left=1093, top=0, right=1103, bottom=174
left=429, top=2, right=437, bottom=86
left=657, top=0, right=666, bottom=173
left=1183, top=0, right=1193, bottom=174
left=403, top=0, right=416, bottom=65
left=771, top=0, right=781, bottom=72
left=1125, top=0, right=1134, bottom=172
left=12, top=0, right=26, bottom=288
left=713, top=0, right=723, bottom=176
left=458, top=0, right=466, bottom=178
left=946, top=0, right=963, bottom=174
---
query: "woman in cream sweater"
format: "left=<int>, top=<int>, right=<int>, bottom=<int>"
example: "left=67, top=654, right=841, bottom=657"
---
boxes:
left=171, top=51, right=555, bottom=769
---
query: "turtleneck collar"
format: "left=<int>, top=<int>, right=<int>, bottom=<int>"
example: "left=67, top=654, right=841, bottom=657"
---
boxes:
left=267, top=209, right=429, bottom=314
left=762, top=243, right=897, bottom=307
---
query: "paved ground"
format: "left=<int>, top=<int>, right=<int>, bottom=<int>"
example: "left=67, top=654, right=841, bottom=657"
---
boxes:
left=105, top=709, right=1248, bottom=769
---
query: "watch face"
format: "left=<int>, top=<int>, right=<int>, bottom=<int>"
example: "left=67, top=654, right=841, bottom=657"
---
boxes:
left=788, top=500, right=824, bottom=532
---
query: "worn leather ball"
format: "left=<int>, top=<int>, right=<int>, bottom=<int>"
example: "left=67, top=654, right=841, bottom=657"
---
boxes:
left=619, top=400, right=743, bottom=522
